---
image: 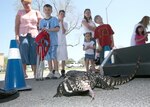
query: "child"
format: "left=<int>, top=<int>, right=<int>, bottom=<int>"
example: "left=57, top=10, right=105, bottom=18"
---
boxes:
left=130, top=16, right=150, bottom=46
left=83, top=32, right=96, bottom=72
left=135, top=25, right=148, bottom=45
left=94, top=15, right=114, bottom=64
left=57, top=10, right=68, bottom=77
left=39, top=4, right=60, bottom=79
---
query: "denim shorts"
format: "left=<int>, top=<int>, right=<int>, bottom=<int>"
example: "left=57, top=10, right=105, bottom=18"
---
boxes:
left=85, top=54, right=95, bottom=60
left=19, top=34, right=37, bottom=65
left=45, top=45, right=58, bottom=61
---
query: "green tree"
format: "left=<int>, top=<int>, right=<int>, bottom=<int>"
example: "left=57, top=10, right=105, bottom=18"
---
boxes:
left=66, top=58, right=75, bottom=64
left=4, top=57, right=8, bottom=70
left=78, top=57, right=84, bottom=65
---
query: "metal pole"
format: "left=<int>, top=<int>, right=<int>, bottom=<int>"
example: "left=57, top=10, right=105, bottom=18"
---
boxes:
left=106, top=0, right=113, bottom=24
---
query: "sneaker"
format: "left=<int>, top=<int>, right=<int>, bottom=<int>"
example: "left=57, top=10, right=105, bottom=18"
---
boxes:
left=45, top=72, right=54, bottom=79
left=54, top=71, right=61, bottom=79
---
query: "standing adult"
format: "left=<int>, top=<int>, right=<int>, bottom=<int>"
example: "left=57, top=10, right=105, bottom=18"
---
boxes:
left=130, top=16, right=150, bottom=46
left=81, top=9, right=96, bottom=38
left=15, top=0, right=42, bottom=78
left=57, top=10, right=68, bottom=77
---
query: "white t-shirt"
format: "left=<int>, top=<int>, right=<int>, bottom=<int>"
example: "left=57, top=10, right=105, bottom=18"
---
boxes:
left=83, top=41, right=95, bottom=55
left=57, top=21, right=68, bottom=45
left=81, top=19, right=96, bottom=38
left=57, top=21, right=68, bottom=61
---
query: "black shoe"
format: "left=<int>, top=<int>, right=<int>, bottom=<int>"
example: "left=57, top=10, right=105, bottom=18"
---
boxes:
left=61, top=70, right=65, bottom=77
left=51, top=70, right=59, bottom=79
left=52, top=70, right=55, bottom=74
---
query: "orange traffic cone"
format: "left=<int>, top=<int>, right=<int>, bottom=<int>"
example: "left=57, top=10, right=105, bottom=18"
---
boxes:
left=4, top=40, right=31, bottom=91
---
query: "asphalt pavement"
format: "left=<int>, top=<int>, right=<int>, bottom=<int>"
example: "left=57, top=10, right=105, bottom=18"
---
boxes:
left=0, top=77, right=150, bottom=107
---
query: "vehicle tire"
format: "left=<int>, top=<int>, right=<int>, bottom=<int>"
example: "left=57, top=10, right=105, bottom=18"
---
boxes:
left=0, top=89, right=19, bottom=103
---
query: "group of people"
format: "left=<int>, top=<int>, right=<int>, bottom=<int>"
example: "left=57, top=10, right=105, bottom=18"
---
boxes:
left=82, top=9, right=114, bottom=72
left=15, top=0, right=150, bottom=79
left=15, top=0, right=68, bottom=79
left=82, top=9, right=150, bottom=72
left=130, top=16, right=150, bottom=46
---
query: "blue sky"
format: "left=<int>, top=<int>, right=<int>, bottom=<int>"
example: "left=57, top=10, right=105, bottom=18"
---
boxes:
left=0, top=0, right=150, bottom=61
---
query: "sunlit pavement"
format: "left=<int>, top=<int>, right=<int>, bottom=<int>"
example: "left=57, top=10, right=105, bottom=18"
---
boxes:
left=0, top=78, right=150, bottom=107
left=0, top=68, right=150, bottom=107
left=0, top=67, right=86, bottom=81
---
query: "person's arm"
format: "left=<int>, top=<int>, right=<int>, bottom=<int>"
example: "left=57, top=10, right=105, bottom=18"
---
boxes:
left=83, top=44, right=87, bottom=51
left=83, top=45, right=86, bottom=51
left=15, top=14, right=20, bottom=42
left=107, top=24, right=114, bottom=48
left=96, top=39, right=102, bottom=52
left=94, top=28, right=102, bottom=52
left=145, top=36, right=148, bottom=41
left=83, top=43, right=90, bottom=51
left=91, top=44, right=96, bottom=49
left=82, top=20, right=96, bottom=31
left=61, top=21, right=66, bottom=34
left=145, top=32, right=148, bottom=41
left=43, top=17, right=60, bottom=32
left=89, top=42, right=96, bottom=49
left=111, top=34, right=114, bottom=48
left=36, top=11, right=43, bottom=30
left=46, top=27, right=60, bottom=32
left=135, top=35, right=148, bottom=42
left=60, top=20, right=67, bottom=34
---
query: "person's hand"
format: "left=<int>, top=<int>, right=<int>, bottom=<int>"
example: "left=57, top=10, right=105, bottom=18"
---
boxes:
left=15, top=35, right=20, bottom=44
left=111, top=42, right=114, bottom=48
left=86, top=46, right=90, bottom=50
left=60, top=19, right=64, bottom=24
left=42, top=28, right=47, bottom=31
left=42, top=28, right=50, bottom=32
left=88, top=45, right=92, bottom=49
left=96, top=49, right=101, bottom=53
left=98, top=45, right=102, bottom=51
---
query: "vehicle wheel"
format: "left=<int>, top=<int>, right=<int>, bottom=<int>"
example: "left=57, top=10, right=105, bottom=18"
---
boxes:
left=0, top=89, right=19, bottom=103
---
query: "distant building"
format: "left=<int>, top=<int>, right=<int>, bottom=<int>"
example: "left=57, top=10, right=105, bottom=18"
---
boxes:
left=0, top=53, right=4, bottom=71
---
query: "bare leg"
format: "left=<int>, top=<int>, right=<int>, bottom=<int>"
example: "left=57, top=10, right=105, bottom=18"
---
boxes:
left=90, top=59, right=95, bottom=71
left=61, top=61, right=66, bottom=77
left=85, top=59, right=89, bottom=72
left=48, top=60, right=53, bottom=72
left=57, top=61, right=59, bottom=71
left=23, top=64, right=27, bottom=78
left=61, top=61, right=65, bottom=70
left=53, top=59, right=60, bottom=78
left=31, top=65, right=36, bottom=78
left=45, top=60, right=54, bottom=79
left=53, top=59, right=58, bottom=72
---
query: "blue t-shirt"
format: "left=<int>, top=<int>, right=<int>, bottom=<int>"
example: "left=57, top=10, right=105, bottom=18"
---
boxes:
left=39, top=17, right=59, bottom=46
